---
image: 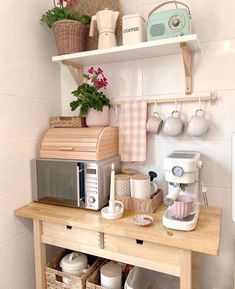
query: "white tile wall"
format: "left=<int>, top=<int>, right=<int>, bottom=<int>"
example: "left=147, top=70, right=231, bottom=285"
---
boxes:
left=61, top=0, right=235, bottom=288
left=0, top=1, right=61, bottom=289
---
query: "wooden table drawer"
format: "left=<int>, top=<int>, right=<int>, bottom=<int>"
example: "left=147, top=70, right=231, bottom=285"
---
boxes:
left=104, top=234, right=180, bottom=267
left=42, top=221, right=101, bottom=248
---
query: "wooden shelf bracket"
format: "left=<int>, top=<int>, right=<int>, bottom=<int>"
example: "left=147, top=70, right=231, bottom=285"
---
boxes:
left=62, top=60, right=83, bottom=86
left=180, top=42, right=192, bottom=95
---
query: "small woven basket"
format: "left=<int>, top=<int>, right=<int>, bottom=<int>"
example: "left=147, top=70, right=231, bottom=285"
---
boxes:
left=50, top=116, right=87, bottom=128
left=116, top=189, right=163, bottom=214
left=52, top=20, right=86, bottom=55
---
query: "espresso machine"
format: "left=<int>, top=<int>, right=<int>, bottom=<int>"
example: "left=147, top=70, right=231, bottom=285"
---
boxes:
left=163, top=151, right=207, bottom=231
left=89, top=8, right=119, bottom=49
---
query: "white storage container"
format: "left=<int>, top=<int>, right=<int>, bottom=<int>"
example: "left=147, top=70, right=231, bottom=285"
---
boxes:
left=122, top=14, right=146, bottom=45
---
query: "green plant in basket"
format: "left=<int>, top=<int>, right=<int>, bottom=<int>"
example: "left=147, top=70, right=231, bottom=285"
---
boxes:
left=41, top=0, right=91, bottom=28
left=70, top=67, right=111, bottom=117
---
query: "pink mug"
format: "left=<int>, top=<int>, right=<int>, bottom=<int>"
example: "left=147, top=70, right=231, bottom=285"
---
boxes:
left=146, top=112, right=163, bottom=134
left=170, top=195, right=199, bottom=220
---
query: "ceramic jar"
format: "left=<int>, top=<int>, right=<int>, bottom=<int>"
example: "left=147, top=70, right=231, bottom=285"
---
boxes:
left=60, top=252, right=88, bottom=283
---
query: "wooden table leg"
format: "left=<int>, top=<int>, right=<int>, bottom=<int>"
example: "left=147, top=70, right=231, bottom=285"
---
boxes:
left=33, top=219, right=46, bottom=289
left=180, top=249, right=192, bottom=289
left=192, top=253, right=200, bottom=289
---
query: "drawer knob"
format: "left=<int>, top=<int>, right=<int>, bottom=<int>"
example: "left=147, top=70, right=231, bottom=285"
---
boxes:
left=66, top=225, right=72, bottom=230
left=136, top=239, right=144, bottom=245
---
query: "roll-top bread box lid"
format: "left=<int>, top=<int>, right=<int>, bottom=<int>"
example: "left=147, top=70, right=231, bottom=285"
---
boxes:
left=40, top=127, right=119, bottom=161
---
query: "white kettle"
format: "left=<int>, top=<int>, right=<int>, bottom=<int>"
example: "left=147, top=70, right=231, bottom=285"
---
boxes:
left=89, top=8, right=119, bottom=49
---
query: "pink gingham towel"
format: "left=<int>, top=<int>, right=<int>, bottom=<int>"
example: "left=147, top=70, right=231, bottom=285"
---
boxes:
left=119, top=100, right=147, bottom=163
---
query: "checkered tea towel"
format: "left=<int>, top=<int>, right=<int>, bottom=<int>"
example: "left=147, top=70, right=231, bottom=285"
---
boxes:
left=119, top=100, right=147, bottom=163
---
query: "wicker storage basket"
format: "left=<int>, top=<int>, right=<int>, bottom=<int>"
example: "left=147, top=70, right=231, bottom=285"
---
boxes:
left=45, top=250, right=104, bottom=289
left=116, top=189, right=163, bottom=214
left=50, top=116, right=87, bottom=128
left=52, top=20, right=86, bottom=55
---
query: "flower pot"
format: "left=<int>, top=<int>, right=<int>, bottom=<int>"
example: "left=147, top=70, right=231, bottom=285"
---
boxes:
left=86, top=106, right=109, bottom=127
left=52, top=20, right=86, bottom=55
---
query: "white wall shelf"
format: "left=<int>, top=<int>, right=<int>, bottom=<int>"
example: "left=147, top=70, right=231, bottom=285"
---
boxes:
left=52, top=34, right=201, bottom=94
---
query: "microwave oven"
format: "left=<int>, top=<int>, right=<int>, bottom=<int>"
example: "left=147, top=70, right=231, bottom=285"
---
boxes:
left=32, top=156, right=121, bottom=210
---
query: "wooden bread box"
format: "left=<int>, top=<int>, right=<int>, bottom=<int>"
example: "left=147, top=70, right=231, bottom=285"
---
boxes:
left=40, top=127, right=119, bottom=161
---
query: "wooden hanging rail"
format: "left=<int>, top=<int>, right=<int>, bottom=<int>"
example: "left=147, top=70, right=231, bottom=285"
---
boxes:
left=113, top=94, right=217, bottom=106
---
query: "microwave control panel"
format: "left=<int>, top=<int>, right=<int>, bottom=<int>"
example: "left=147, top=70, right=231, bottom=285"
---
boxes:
left=85, top=163, right=99, bottom=209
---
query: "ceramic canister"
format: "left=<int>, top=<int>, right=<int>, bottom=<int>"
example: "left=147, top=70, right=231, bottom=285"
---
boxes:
left=100, top=262, right=122, bottom=289
left=60, top=252, right=88, bottom=283
left=115, top=174, right=131, bottom=197
left=130, top=174, right=151, bottom=199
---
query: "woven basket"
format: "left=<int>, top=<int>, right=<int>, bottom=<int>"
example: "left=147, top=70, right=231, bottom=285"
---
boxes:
left=45, top=250, right=104, bottom=289
left=52, top=20, right=86, bottom=55
left=116, top=189, right=163, bottom=214
left=50, top=116, right=87, bottom=128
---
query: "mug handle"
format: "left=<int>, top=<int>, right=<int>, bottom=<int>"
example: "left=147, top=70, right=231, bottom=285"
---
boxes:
left=114, top=200, right=124, bottom=211
left=195, top=109, right=205, bottom=116
left=171, top=110, right=180, bottom=118
left=189, top=202, right=200, bottom=215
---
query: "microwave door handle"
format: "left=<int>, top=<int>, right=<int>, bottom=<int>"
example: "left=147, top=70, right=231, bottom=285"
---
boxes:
left=77, top=165, right=80, bottom=207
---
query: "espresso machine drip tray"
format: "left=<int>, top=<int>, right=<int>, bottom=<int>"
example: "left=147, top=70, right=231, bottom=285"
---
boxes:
left=163, top=207, right=200, bottom=231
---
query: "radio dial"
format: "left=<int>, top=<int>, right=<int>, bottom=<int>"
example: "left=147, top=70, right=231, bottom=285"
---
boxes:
left=169, top=15, right=184, bottom=30
left=88, top=196, right=96, bottom=204
left=172, top=18, right=180, bottom=27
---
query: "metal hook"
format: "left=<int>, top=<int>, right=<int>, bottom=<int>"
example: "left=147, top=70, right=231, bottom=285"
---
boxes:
left=174, top=99, right=178, bottom=111
left=198, top=96, right=202, bottom=110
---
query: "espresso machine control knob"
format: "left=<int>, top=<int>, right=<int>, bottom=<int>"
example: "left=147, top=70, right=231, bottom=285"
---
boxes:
left=88, top=196, right=95, bottom=204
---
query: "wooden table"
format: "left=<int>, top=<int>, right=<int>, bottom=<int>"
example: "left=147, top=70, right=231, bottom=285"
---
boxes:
left=15, top=202, right=221, bottom=289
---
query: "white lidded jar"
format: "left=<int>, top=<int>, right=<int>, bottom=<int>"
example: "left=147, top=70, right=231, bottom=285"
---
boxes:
left=60, top=252, right=88, bottom=284
left=100, top=262, right=122, bottom=289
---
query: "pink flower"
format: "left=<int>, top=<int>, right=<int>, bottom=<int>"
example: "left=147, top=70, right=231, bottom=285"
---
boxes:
left=58, top=0, right=74, bottom=7
left=97, top=67, right=103, bottom=74
left=88, top=67, right=94, bottom=74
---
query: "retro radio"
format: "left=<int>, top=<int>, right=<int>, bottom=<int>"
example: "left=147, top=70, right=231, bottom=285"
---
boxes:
left=147, top=1, right=191, bottom=41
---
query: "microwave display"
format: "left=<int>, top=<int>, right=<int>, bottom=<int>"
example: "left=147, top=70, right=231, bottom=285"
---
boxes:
left=87, top=169, right=96, bottom=175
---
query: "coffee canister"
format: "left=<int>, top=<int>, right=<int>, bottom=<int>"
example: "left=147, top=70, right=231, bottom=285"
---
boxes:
left=115, top=174, right=131, bottom=197
left=100, top=262, right=122, bottom=289
left=123, top=14, right=146, bottom=45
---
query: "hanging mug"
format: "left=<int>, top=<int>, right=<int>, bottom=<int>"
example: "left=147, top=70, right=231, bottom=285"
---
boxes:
left=163, top=110, right=184, bottom=136
left=146, top=112, right=163, bottom=134
left=187, top=109, right=209, bottom=137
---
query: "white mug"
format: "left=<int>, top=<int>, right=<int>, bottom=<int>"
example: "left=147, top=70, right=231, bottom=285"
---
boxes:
left=130, top=174, right=150, bottom=199
left=187, top=109, right=209, bottom=137
left=163, top=110, right=184, bottom=136
left=100, top=262, right=122, bottom=289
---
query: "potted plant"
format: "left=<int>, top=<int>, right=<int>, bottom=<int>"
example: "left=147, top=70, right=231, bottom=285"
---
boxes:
left=70, top=67, right=111, bottom=127
left=41, top=0, right=91, bottom=55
